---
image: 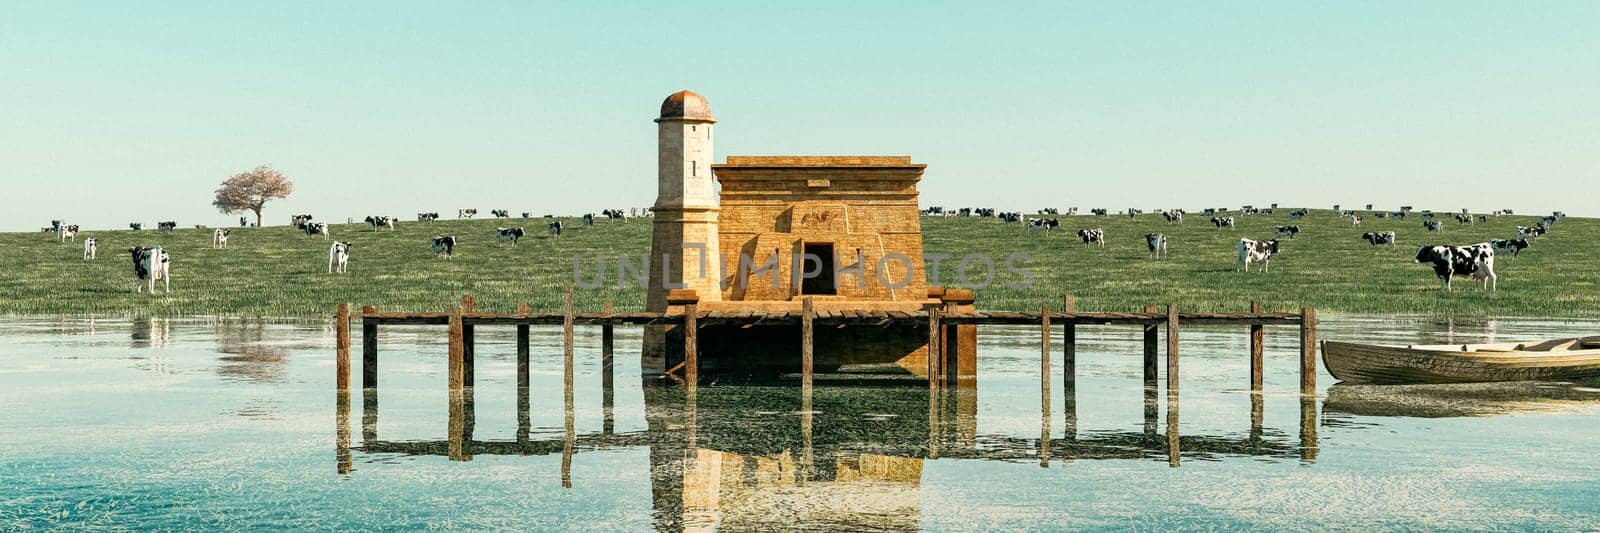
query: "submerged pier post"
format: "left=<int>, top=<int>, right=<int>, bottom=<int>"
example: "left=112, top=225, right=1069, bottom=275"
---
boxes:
left=1250, top=301, right=1264, bottom=392
left=461, top=295, right=475, bottom=388
left=1143, top=305, right=1159, bottom=388
left=361, top=305, right=378, bottom=389
left=1300, top=307, right=1317, bottom=395
left=801, top=297, right=815, bottom=397
left=516, top=302, right=531, bottom=391
left=1040, top=303, right=1052, bottom=468
left=601, top=300, right=615, bottom=435
left=1166, top=304, right=1179, bottom=393
left=1300, top=396, right=1319, bottom=462
left=335, top=303, right=350, bottom=391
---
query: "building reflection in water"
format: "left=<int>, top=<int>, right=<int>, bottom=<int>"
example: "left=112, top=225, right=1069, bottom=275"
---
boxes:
left=336, top=370, right=1325, bottom=530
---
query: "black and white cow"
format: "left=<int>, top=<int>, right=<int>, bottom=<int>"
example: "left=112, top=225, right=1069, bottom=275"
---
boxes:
left=1455, top=214, right=1473, bottom=224
left=1273, top=225, right=1301, bottom=239
left=83, top=237, right=97, bottom=260
left=602, top=209, right=626, bottom=219
left=1423, top=221, right=1444, bottom=232
left=1162, top=210, right=1183, bottom=224
left=1516, top=226, right=1546, bottom=240
left=1076, top=228, right=1105, bottom=246
left=1477, top=215, right=1488, bottom=223
left=522, top=212, right=533, bottom=218
left=1145, top=233, right=1168, bottom=259
left=1090, top=208, right=1108, bottom=216
left=304, top=222, right=330, bottom=237
left=157, top=221, right=177, bottom=232
left=1211, top=216, right=1235, bottom=229
left=417, top=212, right=440, bottom=222
left=129, top=246, right=170, bottom=294
left=240, top=216, right=249, bottom=227
left=1349, top=215, right=1363, bottom=227
left=583, top=213, right=596, bottom=226
left=129, top=223, right=143, bottom=231
left=999, top=212, right=1022, bottom=223
left=365, top=216, right=395, bottom=231
left=291, top=215, right=314, bottom=229
left=328, top=241, right=351, bottom=274
left=1361, top=231, right=1397, bottom=247
left=1237, top=238, right=1279, bottom=272
left=431, top=236, right=457, bottom=259
left=1488, top=238, right=1530, bottom=258
left=1414, top=243, right=1496, bottom=291
left=458, top=208, right=478, bottom=219
left=1288, top=209, right=1308, bottom=220
left=1026, top=218, right=1059, bottom=233
left=57, top=224, right=80, bottom=242
left=496, top=227, right=526, bottom=245
left=547, top=220, right=564, bottom=237
left=213, top=228, right=230, bottom=249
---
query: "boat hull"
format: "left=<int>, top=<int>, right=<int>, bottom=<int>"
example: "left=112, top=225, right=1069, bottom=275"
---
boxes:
left=1321, top=340, right=1600, bottom=384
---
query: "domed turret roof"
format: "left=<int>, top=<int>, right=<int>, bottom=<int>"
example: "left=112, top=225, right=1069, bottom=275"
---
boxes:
left=659, top=90, right=713, bottom=121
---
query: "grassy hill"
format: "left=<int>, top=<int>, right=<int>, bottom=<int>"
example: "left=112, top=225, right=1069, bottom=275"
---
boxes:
left=2, top=210, right=1594, bottom=317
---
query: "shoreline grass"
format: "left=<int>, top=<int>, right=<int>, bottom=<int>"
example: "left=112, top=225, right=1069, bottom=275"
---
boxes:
left=2, top=210, right=1594, bottom=318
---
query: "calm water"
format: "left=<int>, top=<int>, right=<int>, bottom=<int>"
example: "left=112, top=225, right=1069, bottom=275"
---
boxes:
left=4, top=315, right=1600, bottom=530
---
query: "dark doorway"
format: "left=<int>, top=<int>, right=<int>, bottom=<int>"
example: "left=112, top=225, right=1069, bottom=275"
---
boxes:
left=802, top=243, right=836, bottom=295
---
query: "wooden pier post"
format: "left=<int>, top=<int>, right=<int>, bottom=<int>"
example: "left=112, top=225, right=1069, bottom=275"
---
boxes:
left=361, top=388, right=378, bottom=444
left=461, top=295, right=475, bottom=388
left=1300, top=396, right=1319, bottom=462
left=927, top=306, right=942, bottom=391
left=801, top=297, right=815, bottom=397
left=361, top=306, right=378, bottom=389
left=1166, top=304, right=1179, bottom=393
left=448, top=307, right=465, bottom=391
left=1040, top=303, right=1051, bottom=468
left=1166, top=391, right=1180, bottom=468
left=1143, top=305, right=1159, bottom=388
left=335, top=303, right=350, bottom=391
left=1062, top=294, right=1076, bottom=391
left=336, top=388, right=351, bottom=474
left=1300, top=307, right=1317, bottom=395
left=563, top=285, right=576, bottom=398
left=684, top=301, right=699, bottom=390
left=1249, top=301, right=1264, bottom=392
left=516, top=302, right=530, bottom=391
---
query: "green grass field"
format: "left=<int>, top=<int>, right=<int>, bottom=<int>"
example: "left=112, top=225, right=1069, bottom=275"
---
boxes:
left=2, top=210, right=1594, bottom=317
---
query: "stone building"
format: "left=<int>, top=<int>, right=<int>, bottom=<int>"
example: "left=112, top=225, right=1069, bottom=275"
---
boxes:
left=645, top=90, right=975, bottom=378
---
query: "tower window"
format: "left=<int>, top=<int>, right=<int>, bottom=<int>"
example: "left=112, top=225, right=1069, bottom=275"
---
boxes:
left=692, top=161, right=697, bottom=176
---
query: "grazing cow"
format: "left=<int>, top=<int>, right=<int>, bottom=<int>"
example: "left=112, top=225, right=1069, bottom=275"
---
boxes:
left=1361, top=231, right=1397, bottom=247
left=974, top=208, right=996, bottom=218
left=1237, top=238, right=1280, bottom=272
left=157, top=221, right=177, bottom=232
left=630, top=208, right=640, bottom=218
left=583, top=213, right=595, bottom=226
left=1489, top=238, right=1530, bottom=258
left=1477, top=215, right=1488, bottom=223
left=83, top=237, right=97, bottom=260
left=213, top=228, right=230, bottom=249
left=602, top=209, right=626, bottom=219
left=1349, top=215, right=1363, bottom=227
left=129, top=223, right=143, bottom=231
left=458, top=208, right=478, bottom=219
left=1539, top=215, right=1558, bottom=229
left=1424, top=221, right=1444, bottom=232
left=1421, top=210, right=1435, bottom=219
left=1374, top=212, right=1388, bottom=219
left=1090, top=208, right=1107, bottom=216
left=328, top=241, right=351, bottom=274
left=304, top=222, right=330, bottom=237
left=1365, top=204, right=1374, bottom=211
left=1414, top=243, right=1496, bottom=291
left=1392, top=211, right=1407, bottom=220
left=365, top=216, right=395, bottom=231
left=496, top=227, right=526, bottom=245
left=1516, top=225, right=1546, bottom=240
left=417, top=212, right=440, bottom=222
left=1455, top=214, right=1473, bottom=224
left=548, top=220, right=564, bottom=237
left=1288, top=209, right=1308, bottom=220
left=291, top=214, right=314, bottom=229
left=1400, top=206, right=1414, bottom=213
left=431, top=236, right=457, bottom=259
left=129, top=246, right=170, bottom=294
left=999, top=212, right=1022, bottom=223
left=1210, top=216, right=1235, bottom=229
left=1162, top=210, right=1183, bottom=224
left=1145, top=233, right=1168, bottom=259
left=1076, top=228, right=1105, bottom=246
left=1026, top=218, right=1059, bottom=233
left=522, top=212, right=533, bottom=218
left=1332, top=204, right=1341, bottom=212
left=490, top=209, right=510, bottom=218
left=1125, top=208, right=1143, bottom=218
left=57, top=224, right=80, bottom=242
left=1554, top=211, right=1566, bottom=219
left=1273, top=225, right=1301, bottom=239
left=240, top=216, right=248, bottom=227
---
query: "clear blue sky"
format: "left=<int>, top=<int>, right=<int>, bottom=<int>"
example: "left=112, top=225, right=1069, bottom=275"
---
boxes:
left=2, top=1, right=1596, bottom=230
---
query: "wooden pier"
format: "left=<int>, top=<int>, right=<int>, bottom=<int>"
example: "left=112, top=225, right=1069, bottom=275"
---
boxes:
left=334, top=288, right=1319, bottom=398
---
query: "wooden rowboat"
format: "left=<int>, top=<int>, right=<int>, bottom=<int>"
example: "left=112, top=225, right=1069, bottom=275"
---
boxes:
left=1321, top=337, right=1600, bottom=384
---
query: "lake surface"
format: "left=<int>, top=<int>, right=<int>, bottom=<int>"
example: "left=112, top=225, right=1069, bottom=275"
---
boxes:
left=4, top=315, right=1600, bottom=530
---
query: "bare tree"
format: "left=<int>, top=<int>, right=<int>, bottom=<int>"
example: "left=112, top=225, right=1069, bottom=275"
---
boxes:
left=213, top=165, right=294, bottom=227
